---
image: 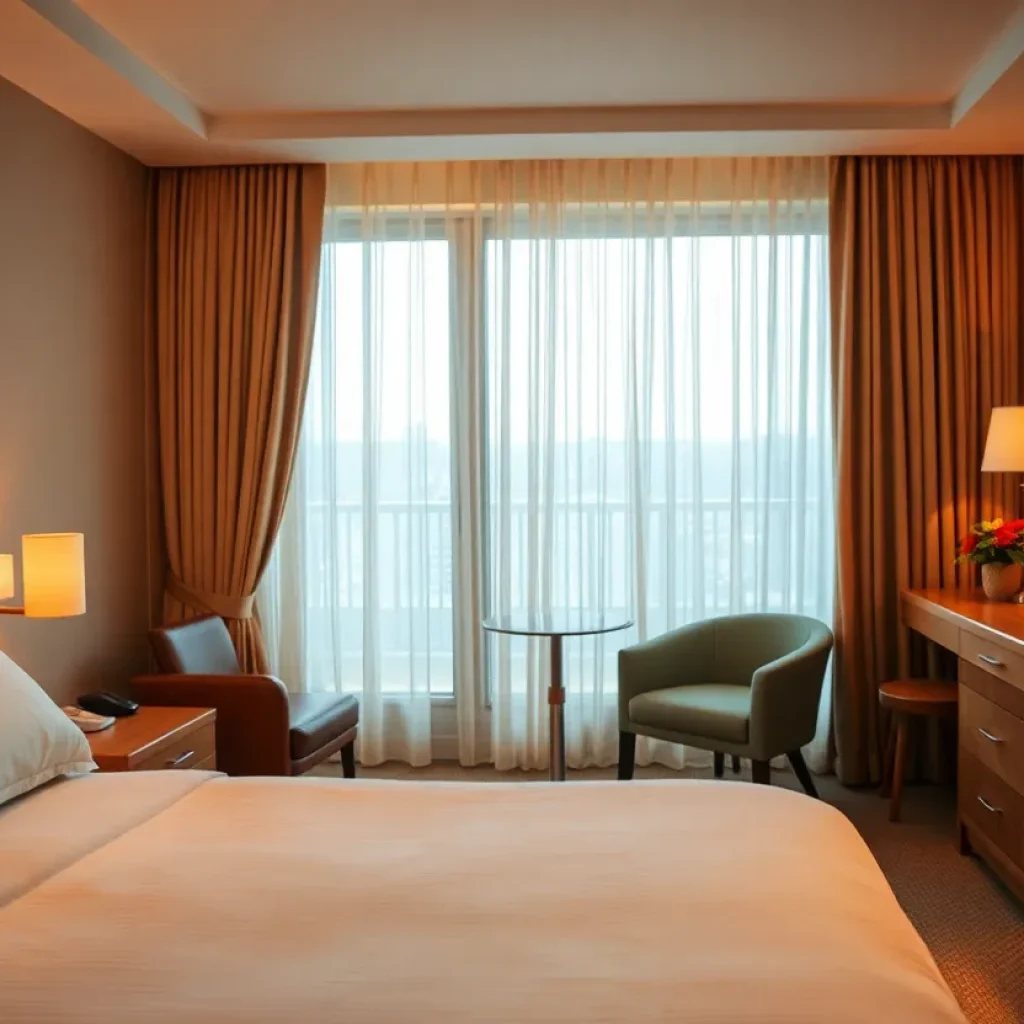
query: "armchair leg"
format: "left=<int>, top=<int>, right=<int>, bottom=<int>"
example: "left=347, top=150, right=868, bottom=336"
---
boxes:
left=731, top=755, right=741, bottom=774
left=787, top=749, right=818, bottom=798
left=713, top=751, right=724, bottom=778
left=751, top=759, right=771, bottom=786
left=340, top=741, right=357, bottom=779
left=617, top=731, right=636, bottom=780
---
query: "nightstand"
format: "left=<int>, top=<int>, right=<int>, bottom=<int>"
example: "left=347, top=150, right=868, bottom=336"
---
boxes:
left=86, top=706, right=216, bottom=773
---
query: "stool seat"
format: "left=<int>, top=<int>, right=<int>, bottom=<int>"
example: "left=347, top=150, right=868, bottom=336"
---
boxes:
left=879, top=679, right=958, bottom=714
left=878, top=678, right=957, bottom=823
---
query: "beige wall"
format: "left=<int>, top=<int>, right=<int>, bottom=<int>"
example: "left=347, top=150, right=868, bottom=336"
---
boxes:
left=0, top=76, right=149, bottom=705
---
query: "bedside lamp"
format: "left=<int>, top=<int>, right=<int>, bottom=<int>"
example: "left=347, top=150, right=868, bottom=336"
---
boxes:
left=0, top=554, right=13, bottom=602
left=982, top=407, right=1024, bottom=476
left=0, top=533, right=86, bottom=617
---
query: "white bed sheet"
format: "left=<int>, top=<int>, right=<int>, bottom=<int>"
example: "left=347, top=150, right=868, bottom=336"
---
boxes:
left=0, top=770, right=214, bottom=907
left=0, top=772, right=965, bottom=1023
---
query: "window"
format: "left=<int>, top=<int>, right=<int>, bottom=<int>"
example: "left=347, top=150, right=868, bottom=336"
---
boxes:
left=262, top=158, right=833, bottom=769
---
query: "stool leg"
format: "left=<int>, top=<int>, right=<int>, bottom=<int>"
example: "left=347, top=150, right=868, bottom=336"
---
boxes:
left=880, top=716, right=897, bottom=798
left=889, top=716, right=908, bottom=822
left=731, top=755, right=741, bottom=774
left=713, top=752, right=724, bottom=778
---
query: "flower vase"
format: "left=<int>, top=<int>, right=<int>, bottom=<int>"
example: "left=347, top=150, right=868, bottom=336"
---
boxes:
left=981, top=562, right=1023, bottom=601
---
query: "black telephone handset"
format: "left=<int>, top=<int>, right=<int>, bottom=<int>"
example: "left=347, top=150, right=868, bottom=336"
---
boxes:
left=77, top=692, right=139, bottom=717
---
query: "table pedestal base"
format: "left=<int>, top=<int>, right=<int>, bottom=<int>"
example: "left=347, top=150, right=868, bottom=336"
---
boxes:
left=548, top=635, right=566, bottom=781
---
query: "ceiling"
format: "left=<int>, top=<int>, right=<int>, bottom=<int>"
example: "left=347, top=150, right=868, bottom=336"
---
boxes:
left=3, top=0, right=1024, bottom=165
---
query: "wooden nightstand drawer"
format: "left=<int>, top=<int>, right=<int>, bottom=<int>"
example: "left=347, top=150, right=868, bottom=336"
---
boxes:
left=88, top=706, right=217, bottom=773
left=960, top=684, right=1024, bottom=795
left=133, top=721, right=216, bottom=772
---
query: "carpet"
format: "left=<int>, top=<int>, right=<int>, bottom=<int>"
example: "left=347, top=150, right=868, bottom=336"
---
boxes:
left=324, top=760, right=1024, bottom=1023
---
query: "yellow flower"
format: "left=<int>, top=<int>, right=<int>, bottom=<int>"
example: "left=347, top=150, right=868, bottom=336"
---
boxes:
left=982, top=519, right=1004, bottom=531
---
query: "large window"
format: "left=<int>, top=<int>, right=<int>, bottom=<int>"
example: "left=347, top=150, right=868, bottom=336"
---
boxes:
left=262, top=159, right=833, bottom=769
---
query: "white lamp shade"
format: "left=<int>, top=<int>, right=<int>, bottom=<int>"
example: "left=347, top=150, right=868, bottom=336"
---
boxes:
left=0, top=554, right=13, bottom=601
left=22, top=533, right=86, bottom=618
left=982, top=406, right=1024, bottom=472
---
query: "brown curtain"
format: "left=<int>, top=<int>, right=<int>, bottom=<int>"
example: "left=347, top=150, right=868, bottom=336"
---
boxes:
left=830, top=155, right=1024, bottom=784
left=151, top=164, right=326, bottom=671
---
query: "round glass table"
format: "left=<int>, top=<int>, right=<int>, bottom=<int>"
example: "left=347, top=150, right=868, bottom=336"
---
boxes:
left=481, top=612, right=634, bottom=781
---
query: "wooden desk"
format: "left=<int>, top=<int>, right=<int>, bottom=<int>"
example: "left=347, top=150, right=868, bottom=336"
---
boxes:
left=902, top=589, right=1024, bottom=901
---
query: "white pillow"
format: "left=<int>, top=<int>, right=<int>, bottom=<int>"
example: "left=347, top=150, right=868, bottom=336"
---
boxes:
left=0, top=650, right=96, bottom=806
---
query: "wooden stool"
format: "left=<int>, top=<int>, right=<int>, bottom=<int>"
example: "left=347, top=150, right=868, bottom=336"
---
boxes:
left=879, top=679, right=957, bottom=822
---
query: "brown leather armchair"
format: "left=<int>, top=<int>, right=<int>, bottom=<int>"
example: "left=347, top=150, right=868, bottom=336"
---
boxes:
left=132, top=616, right=359, bottom=778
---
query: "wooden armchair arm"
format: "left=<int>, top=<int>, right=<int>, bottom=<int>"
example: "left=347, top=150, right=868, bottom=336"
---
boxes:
left=131, top=674, right=291, bottom=777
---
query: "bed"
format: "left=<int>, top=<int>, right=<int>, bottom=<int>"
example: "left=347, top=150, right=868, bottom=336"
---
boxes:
left=0, top=769, right=965, bottom=1023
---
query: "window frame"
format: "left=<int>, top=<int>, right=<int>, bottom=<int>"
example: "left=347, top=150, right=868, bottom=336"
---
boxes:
left=314, top=204, right=830, bottom=736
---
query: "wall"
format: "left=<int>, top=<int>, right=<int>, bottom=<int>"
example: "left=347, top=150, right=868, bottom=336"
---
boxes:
left=0, top=76, right=149, bottom=704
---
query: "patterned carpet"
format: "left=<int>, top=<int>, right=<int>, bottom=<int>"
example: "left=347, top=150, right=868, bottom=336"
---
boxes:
left=329, top=760, right=1024, bottom=1023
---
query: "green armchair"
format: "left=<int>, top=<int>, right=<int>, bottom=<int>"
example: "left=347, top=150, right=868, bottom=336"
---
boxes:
left=617, top=614, right=833, bottom=795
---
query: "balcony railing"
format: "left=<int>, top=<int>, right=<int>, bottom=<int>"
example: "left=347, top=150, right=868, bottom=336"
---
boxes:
left=280, top=498, right=829, bottom=695
left=300, top=497, right=829, bottom=617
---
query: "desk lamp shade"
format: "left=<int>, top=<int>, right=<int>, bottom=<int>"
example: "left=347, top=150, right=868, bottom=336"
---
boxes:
left=22, top=533, right=85, bottom=618
left=981, top=407, right=1024, bottom=473
left=0, top=554, right=13, bottom=601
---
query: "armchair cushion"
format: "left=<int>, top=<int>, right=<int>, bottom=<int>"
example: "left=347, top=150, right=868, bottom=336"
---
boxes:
left=289, top=694, right=360, bottom=763
left=628, top=684, right=751, bottom=744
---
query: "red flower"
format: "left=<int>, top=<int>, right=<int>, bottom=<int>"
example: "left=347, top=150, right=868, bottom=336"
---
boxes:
left=994, top=524, right=1022, bottom=548
left=960, top=533, right=978, bottom=555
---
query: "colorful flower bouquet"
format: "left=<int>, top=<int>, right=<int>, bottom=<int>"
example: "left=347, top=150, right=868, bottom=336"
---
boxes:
left=956, top=518, right=1024, bottom=600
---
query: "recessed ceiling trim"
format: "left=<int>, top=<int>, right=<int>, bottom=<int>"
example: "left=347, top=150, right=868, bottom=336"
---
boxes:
left=951, top=6, right=1024, bottom=125
left=209, top=103, right=953, bottom=143
left=20, top=0, right=207, bottom=137
left=8, top=0, right=1024, bottom=164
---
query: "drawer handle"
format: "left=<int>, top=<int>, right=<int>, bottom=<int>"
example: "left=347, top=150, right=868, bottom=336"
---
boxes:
left=977, top=654, right=1006, bottom=668
left=165, top=750, right=195, bottom=768
left=978, top=728, right=1005, bottom=744
left=977, top=796, right=1003, bottom=815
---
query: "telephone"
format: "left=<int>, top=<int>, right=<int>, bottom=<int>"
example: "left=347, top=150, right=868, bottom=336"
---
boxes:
left=77, top=692, right=139, bottom=717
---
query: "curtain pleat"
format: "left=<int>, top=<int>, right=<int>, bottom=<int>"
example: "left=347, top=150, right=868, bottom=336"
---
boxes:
left=830, top=155, right=1024, bottom=785
left=152, top=164, right=326, bottom=671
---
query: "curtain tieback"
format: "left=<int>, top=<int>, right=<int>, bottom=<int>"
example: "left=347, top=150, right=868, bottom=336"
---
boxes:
left=167, top=575, right=255, bottom=620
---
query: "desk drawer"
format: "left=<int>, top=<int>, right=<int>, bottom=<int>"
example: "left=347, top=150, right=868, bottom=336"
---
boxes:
left=960, top=685, right=1024, bottom=795
left=134, top=722, right=216, bottom=772
left=960, top=751, right=1024, bottom=868
left=960, top=630, right=1024, bottom=693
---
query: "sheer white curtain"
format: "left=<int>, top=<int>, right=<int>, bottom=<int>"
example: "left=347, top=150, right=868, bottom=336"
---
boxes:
left=263, top=176, right=450, bottom=765
left=263, top=158, right=833, bottom=772
left=482, top=160, right=833, bottom=771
